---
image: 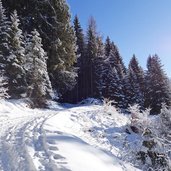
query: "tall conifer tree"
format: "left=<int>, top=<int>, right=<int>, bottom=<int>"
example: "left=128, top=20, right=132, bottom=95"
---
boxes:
left=107, top=43, right=126, bottom=108
left=72, top=15, right=85, bottom=101
left=145, top=55, right=171, bottom=114
left=126, top=55, right=145, bottom=107
left=61, top=15, right=85, bottom=103
left=94, top=36, right=106, bottom=98
left=85, top=17, right=98, bottom=98
left=25, top=29, right=53, bottom=107
left=7, top=10, right=27, bottom=98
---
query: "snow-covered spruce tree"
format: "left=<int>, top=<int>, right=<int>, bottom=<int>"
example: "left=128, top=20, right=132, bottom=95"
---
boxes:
left=6, top=10, right=27, bottom=98
left=107, top=67, right=121, bottom=107
left=144, top=55, right=171, bottom=114
left=94, top=54, right=110, bottom=99
left=0, top=0, right=11, bottom=72
left=107, top=42, right=127, bottom=109
left=73, top=15, right=85, bottom=101
left=25, top=29, right=53, bottom=108
left=125, top=55, right=145, bottom=108
left=0, top=74, right=9, bottom=99
left=110, top=42, right=127, bottom=78
left=73, top=15, right=85, bottom=65
left=84, top=16, right=98, bottom=98
left=93, top=35, right=106, bottom=98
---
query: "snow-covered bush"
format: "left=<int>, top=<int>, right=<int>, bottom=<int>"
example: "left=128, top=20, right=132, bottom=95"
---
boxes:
left=123, top=104, right=171, bottom=171
left=102, top=98, right=119, bottom=116
left=129, top=104, right=150, bottom=133
left=137, top=127, right=171, bottom=170
left=159, top=103, right=171, bottom=137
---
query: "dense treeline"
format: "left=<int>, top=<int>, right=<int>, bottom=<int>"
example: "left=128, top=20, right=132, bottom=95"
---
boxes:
left=0, top=0, right=170, bottom=113
left=64, top=15, right=171, bottom=114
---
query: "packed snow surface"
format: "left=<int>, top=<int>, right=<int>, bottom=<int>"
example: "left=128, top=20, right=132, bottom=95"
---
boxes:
left=0, top=100, right=140, bottom=171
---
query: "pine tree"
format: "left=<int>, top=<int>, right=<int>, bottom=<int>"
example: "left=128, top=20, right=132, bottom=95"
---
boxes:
left=126, top=55, right=145, bottom=107
left=94, top=36, right=106, bottom=98
left=106, top=42, right=127, bottom=108
left=145, top=55, right=171, bottom=114
left=73, top=15, right=85, bottom=101
left=25, top=29, right=53, bottom=107
left=61, top=15, right=86, bottom=103
left=7, top=10, right=27, bottom=98
left=107, top=67, right=121, bottom=106
left=47, top=0, right=77, bottom=96
left=73, top=15, right=85, bottom=62
left=0, top=0, right=11, bottom=72
left=85, top=16, right=98, bottom=98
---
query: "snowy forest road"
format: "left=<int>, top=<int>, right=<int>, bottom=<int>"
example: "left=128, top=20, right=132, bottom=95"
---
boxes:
left=0, top=101, right=131, bottom=171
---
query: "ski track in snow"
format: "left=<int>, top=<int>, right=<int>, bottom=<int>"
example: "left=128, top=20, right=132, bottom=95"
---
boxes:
left=0, top=105, right=59, bottom=171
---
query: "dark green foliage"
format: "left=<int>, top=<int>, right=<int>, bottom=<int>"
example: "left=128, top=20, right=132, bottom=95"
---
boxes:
left=61, top=15, right=85, bottom=103
left=93, top=36, right=106, bottom=98
left=2, top=0, right=77, bottom=96
left=47, top=0, right=77, bottom=95
left=74, top=15, right=85, bottom=60
left=84, top=17, right=98, bottom=98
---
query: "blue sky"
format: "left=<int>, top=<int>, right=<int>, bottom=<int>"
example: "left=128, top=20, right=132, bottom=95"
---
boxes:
left=67, top=0, right=171, bottom=77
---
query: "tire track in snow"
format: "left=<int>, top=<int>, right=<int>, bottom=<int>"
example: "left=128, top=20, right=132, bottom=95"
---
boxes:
left=24, top=113, right=60, bottom=171
left=0, top=111, right=57, bottom=171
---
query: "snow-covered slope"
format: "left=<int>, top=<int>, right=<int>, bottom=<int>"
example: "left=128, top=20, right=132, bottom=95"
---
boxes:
left=0, top=100, right=140, bottom=171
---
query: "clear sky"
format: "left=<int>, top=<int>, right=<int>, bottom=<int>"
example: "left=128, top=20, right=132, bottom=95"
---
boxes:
left=67, top=0, right=171, bottom=77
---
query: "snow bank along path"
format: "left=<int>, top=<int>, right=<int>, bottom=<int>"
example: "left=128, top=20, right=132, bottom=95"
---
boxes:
left=0, top=100, right=127, bottom=171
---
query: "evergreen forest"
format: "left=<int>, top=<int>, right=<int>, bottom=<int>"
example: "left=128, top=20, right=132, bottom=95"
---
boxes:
left=0, top=0, right=171, bottom=114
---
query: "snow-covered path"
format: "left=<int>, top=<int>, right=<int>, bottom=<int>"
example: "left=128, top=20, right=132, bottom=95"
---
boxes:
left=0, top=101, right=58, bottom=171
left=0, top=100, right=139, bottom=171
left=0, top=114, right=41, bottom=171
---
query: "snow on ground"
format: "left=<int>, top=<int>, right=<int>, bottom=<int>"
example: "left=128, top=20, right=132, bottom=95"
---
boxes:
left=43, top=104, right=140, bottom=171
left=0, top=99, right=140, bottom=171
